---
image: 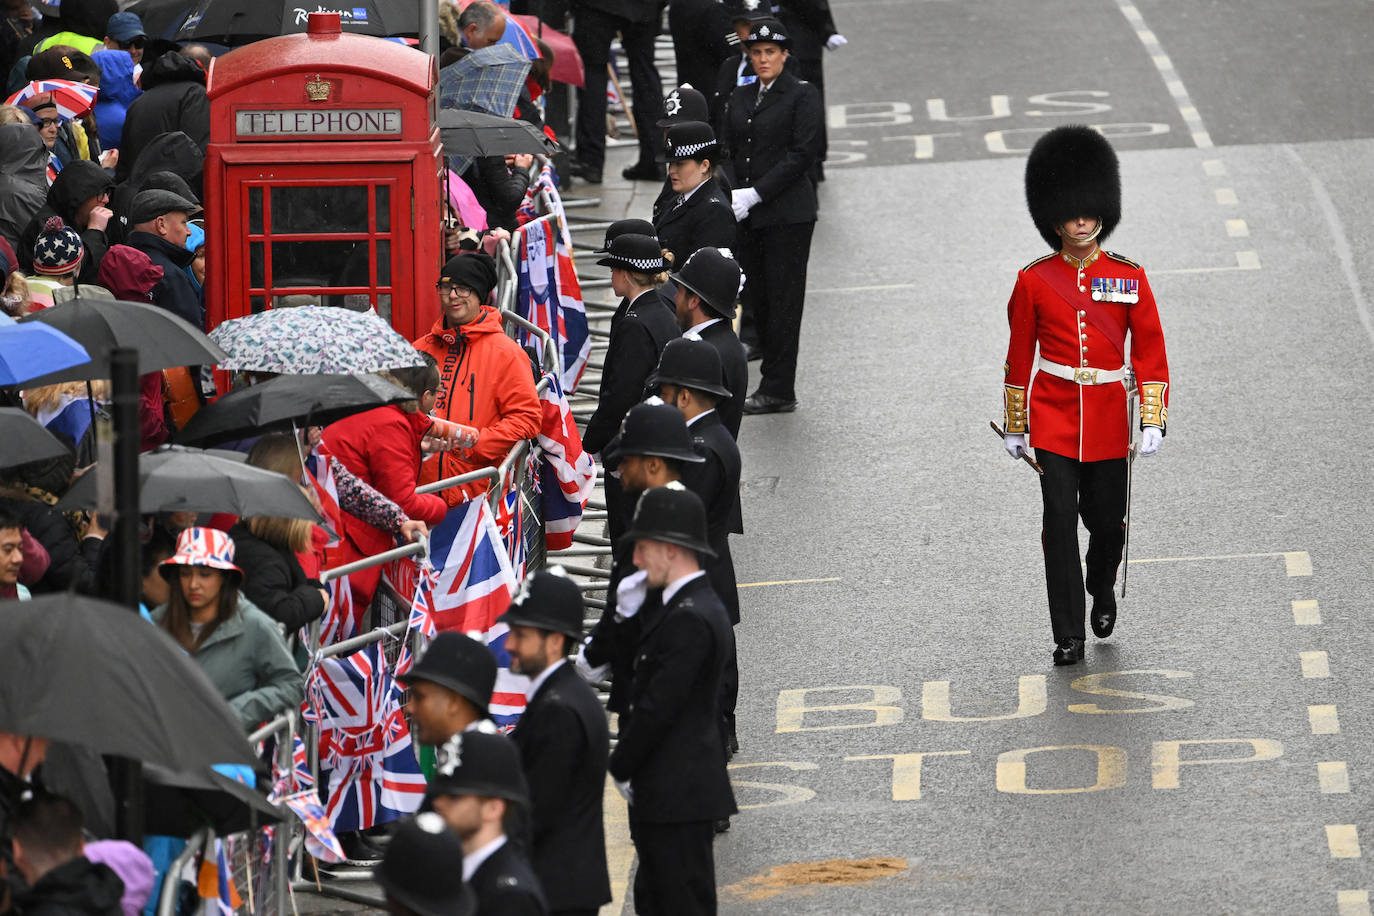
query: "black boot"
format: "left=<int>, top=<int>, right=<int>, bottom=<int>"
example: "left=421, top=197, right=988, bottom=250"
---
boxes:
left=1052, top=638, right=1085, bottom=665
left=1091, top=591, right=1117, bottom=638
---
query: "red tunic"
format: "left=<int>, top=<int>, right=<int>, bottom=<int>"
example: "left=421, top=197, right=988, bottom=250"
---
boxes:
left=1004, top=249, right=1169, bottom=462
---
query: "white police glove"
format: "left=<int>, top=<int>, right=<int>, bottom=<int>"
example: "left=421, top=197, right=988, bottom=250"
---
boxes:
left=614, top=569, right=649, bottom=621
left=825, top=34, right=848, bottom=50
left=572, top=638, right=610, bottom=682
left=731, top=187, right=762, bottom=221
left=1004, top=433, right=1027, bottom=460
left=614, top=778, right=633, bottom=804
left=1139, top=427, right=1162, bottom=457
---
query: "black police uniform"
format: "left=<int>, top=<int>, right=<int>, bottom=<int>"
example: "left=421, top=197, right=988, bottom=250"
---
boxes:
left=570, top=0, right=664, bottom=176
left=721, top=64, right=823, bottom=404
left=653, top=177, right=738, bottom=271
left=681, top=410, right=742, bottom=623
left=582, top=289, right=680, bottom=457
left=667, top=0, right=737, bottom=97
left=609, top=573, right=737, bottom=914
left=775, top=0, right=837, bottom=167
left=696, top=320, right=748, bottom=438
left=511, top=663, right=613, bottom=914
left=469, top=840, right=550, bottom=916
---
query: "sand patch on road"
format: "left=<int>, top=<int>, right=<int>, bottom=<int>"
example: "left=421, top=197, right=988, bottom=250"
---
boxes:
left=722, top=857, right=909, bottom=901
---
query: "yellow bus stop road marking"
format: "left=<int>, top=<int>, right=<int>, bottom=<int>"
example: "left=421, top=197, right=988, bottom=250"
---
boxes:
left=738, top=577, right=842, bottom=589
left=1338, top=890, right=1371, bottom=916
left=1327, top=825, right=1362, bottom=859
left=1125, top=550, right=1311, bottom=576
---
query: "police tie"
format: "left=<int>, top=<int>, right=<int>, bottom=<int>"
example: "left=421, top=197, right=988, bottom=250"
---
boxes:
left=752, top=82, right=768, bottom=112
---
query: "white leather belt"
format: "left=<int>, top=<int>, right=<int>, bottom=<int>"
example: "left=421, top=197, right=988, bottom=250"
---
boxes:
left=1037, top=357, right=1126, bottom=386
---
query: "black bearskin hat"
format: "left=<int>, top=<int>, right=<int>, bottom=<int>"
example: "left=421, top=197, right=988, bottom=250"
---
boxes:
left=1024, top=125, right=1121, bottom=250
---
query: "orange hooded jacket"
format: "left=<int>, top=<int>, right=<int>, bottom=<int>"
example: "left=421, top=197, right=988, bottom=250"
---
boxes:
left=414, top=306, right=541, bottom=506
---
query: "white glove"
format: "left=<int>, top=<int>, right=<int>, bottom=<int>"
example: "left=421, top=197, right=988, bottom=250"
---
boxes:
left=572, top=639, right=610, bottom=682
left=614, top=778, right=633, bottom=804
left=825, top=33, right=848, bottom=51
left=731, top=187, right=762, bottom=221
left=614, top=569, right=649, bottom=621
left=1139, top=426, right=1162, bottom=457
left=1004, top=433, right=1027, bottom=460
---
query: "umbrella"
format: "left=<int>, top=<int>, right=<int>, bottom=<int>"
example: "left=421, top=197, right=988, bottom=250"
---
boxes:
left=509, top=15, right=584, bottom=87
left=4, top=79, right=99, bottom=119
left=0, top=595, right=261, bottom=772
left=210, top=305, right=424, bottom=375
left=0, top=313, right=90, bottom=386
left=175, top=373, right=414, bottom=446
left=438, top=108, right=560, bottom=160
left=176, top=0, right=419, bottom=42
left=144, top=764, right=285, bottom=838
left=0, top=407, right=73, bottom=469
left=440, top=43, right=532, bottom=118
left=56, top=444, right=322, bottom=520
left=125, top=0, right=200, bottom=40
left=16, top=298, right=227, bottom=388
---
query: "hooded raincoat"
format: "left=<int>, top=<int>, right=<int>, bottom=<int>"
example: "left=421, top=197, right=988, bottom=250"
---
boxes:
left=0, top=122, right=49, bottom=252
left=17, top=160, right=114, bottom=286
left=115, top=53, right=208, bottom=184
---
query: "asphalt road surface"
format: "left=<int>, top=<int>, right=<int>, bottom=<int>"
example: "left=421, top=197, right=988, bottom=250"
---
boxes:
left=715, top=0, right=1374, bottom=913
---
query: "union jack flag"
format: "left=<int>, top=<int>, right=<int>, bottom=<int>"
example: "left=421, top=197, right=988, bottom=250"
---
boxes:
left=536, top=371, right=595, bottom=550
left=315, top=576, right=360, bottom=649
left=395, top=561, right=440, bottom=678
left=516, top=167, right=589, bottom=393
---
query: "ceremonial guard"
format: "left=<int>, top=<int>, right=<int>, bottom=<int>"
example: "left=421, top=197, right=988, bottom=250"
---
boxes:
left=499, top=570, right=613, bottom=916
left=609, top=484, right=737, bottom=914
left=1001, top=125, right=1170, bottom=665
left=670, top=247, right=749, bottom=438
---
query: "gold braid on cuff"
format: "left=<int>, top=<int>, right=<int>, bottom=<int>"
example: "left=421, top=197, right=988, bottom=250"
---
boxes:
left=1003, top=385, right=1028, bottom=434
left=1139, top=382, right=1167, bottom=430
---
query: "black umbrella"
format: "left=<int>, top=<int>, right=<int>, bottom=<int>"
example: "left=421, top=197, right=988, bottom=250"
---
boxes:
left=438, top=108, right=562, bottom=158
left=0, top=595, right=261, bottom=772
left=55, top=445, right=322, bottom=521
left=144, top=763, right=285, bottom=838
left=0, top=407, right=73, bottom=469
left=176, top=373, right=414, bottom=446
left=16, top=298, right=227, bottom=388
left=125, top=0, right=198, bottom=40
left=176, top=0, right=419, bottom=42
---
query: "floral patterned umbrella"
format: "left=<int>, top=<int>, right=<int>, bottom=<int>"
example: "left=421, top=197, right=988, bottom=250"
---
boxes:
left=210, top=306, right=425, bottom=375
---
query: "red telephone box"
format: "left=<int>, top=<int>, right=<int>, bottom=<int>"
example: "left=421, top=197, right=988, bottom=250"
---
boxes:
left=203, top=13, right=443, bottom=341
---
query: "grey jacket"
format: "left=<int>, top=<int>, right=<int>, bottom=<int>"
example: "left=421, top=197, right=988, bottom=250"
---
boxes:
left=152, top=596, right=303, bottom=731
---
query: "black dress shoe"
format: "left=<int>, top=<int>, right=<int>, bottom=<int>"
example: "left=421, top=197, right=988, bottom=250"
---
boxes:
left=336, top=831, right=384, bottom=866
left=1091, top=591, right=1117, bottom=638
left=714, top=818, right=731, bottom=835
left=568, top=159, right=601, bottom=184
left=743, top=392, right=797, bottom=414
left=1052, top=638, right=1085, bottom=665
left=622, top=161, right=665, bottom=181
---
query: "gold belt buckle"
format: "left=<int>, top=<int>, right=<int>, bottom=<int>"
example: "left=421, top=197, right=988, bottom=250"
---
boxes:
left=1075, top=368, right=1099, bottom=384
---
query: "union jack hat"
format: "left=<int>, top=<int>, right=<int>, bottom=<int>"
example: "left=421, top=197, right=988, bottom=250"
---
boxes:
left=159, top=527, right=242, bottom=581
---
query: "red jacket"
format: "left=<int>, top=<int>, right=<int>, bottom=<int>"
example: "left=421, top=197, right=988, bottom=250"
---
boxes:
left=414, top=307, right=541, bottom=506
left=323, top=405, right=449, bottom=557
left=1004, top=249, right=1169, bottom=462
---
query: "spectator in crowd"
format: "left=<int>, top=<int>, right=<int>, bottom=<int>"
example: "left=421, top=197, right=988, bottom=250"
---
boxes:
left=428, top=730, right=548, bottom=916
left=500, top=570, right=613, bottom=916
left=81, top=841, right=155, bottom=916
left=0, top=0, right=39, bottom=81
left=89, top=47, right=140, bottom=151
left=115, top=51, right=208, bottom=183
left=21, top=50, right=108, bottom=170
left=0, top=121, right=48, bottom=253
left=24, top=217, right=114, bottom=308
left=461, top=153, right=533, bottom=233
left=654, top=121, right=736, bottom=270
left=137, top=524, right=176, bottom=613
left=151, top=527, right=304, bottom=731
left=228, top=434, right=328, bottom=634
left=375, top=813, right=477, bottom=916
left=107, top=131, right=203, bottom=244
left=608, top=484, right=736, bottom=912
left=0, top=510, right=26, bottom=600
left=18, top=159, right=114, bottom=287
left=323, top=357, right=450, bottom=610
left=0, top=459, right=106, bottom=595
left=414, top=253, right=541, bottom=505
left=31, top=0, right=117, bottom=57
left=10, top=793, right=124, bottom=916
left=670, top=247, right=748, bottom=437
left=400, top=632, right=498, bottom=745
left=100, top=12, right=145, bottom=65
left=126, top=188, right=201, bottom=327
left=96, top=244, right=170, bottom=450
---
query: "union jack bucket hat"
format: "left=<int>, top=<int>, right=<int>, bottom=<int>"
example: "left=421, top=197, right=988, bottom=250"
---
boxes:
left=159, top=527, right=243, bottom=581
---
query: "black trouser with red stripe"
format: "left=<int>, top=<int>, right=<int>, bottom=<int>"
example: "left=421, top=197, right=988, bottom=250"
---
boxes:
left=1036, top=449, right=1128, bottom=643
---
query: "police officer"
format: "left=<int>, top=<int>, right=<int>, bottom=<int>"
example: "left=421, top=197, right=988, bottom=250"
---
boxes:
left=651, top=336, right=744, bottom=756
left=721, top=18, right=824, bottom=414
left=668, top=0, right=736, bottom=97
left=376, top=812, right=478, bottom=916
left=609, top=484, right=737, bottom=914
left=774, top=0, right=842, bottom=177
left=653, top=85, right=722, bottom=223
left=670, top=247, right=748, bottom=438
left=710, top=0, right=784, bottom=136
left=654, top=122, right=737, bottom=272
left=429, top=730, right=549, bottom=916
left=498, top=570, right=612, bottom=916
left=399, top=632, right=498, bottom=745
left=1001, top=125, right=1170, bottom=665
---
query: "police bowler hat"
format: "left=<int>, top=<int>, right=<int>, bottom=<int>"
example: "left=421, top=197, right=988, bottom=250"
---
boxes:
left=607, top=399, right=706, bottom=466
left=594, top=218, right=657, bottom=254
left=744, top=17, right=790, bottom=47
left=375, top=812, right=477, bottom=916
left=397, top=632, right=496, bottom=715
left=723, top=0, right=775, bottom=22
left=496, top=568, right=584, bottom=640
left=650, top=336, right=731, bottom=399
left=595, top=233, right=667, bottom=273
left=657, top=85, right=710, bottom=127
left=674, top=247, right=741, bottom=319
left=624, top=482, right=715, bottom=557
left=664, top=121, right=718, bottom=163
left=430, top=730, right=530, bottom=806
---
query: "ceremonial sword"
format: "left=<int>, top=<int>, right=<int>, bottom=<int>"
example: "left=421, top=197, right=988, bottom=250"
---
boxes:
left=1120, top=367, right=1139, bottom=598
left=989, top=421, right=1043, bottom=475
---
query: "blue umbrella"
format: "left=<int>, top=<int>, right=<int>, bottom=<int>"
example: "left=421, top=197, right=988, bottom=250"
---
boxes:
left=0, top=313, right=90, bottom=386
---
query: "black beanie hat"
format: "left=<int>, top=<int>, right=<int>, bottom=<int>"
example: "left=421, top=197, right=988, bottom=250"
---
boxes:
left=440, top=252, right=498, bottom=303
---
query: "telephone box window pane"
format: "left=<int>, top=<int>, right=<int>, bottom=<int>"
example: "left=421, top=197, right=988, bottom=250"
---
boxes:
left=269, top=186, right=369, bottom=234
left=249, top=242, right=264, bottom=288
left=250, top=296, right=266, bottom=314
left=375, top=186, right=390, bottom=232
left=376, top=240, right=391, bottom=286
left=376, top=294, right=391, bottom=322
left=270, top=240, right=370, bottom=291
left=248, top=188, right=262, bottom=234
